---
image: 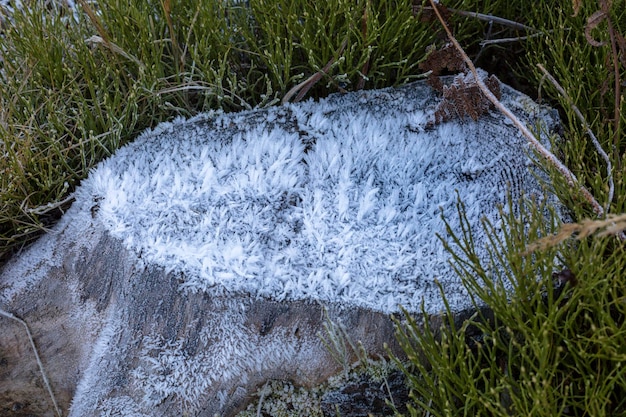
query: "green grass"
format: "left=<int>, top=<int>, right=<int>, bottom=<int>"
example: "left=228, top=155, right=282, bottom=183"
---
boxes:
left=1, top=0, right=625, bottom=415
left=519, top=0, right=626, bottom=217
left=394, top=199, right=626, bottom=416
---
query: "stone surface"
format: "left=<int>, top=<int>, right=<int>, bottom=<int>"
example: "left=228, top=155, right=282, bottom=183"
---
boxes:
left=0, top=75, right=559, bottom=416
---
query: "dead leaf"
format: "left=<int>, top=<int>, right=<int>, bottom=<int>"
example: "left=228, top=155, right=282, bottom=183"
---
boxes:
left=585, top=10, right=608, bottom=47
left=572, top=0, right=582, bottom=17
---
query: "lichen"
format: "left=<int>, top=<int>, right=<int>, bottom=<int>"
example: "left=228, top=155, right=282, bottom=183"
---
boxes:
left=236, top=359, right=401, bottom=417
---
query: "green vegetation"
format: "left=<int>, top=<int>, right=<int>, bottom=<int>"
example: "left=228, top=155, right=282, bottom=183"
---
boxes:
left=1, top=0, right=625, bottom=415
left=395, top=201, right=626, bottom=416
left=524, top=0, right=626, bottom=218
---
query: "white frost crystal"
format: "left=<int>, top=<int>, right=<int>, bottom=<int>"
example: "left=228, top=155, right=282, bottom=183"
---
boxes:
left=85, top=79, right=557, bottom=314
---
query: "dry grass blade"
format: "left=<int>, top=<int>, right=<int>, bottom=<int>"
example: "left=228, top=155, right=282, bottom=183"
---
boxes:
left=77, top=0, right=110, bottom=43
left=523, top=213, right=626, bottom=254
left=85, top=35, right=145, bottom=69
left=282, top=39, right=348, bottom=103
left=357, top=3, right=370, bottom=90
left=256, top=381, right=270, bottom=417
left=0, top=309, right=63, bottom=417
left=428, top=0, right=605, bottom=218
left=538, top=63, right=614, bottom=214
left=161, top=0, right=182, bottom=73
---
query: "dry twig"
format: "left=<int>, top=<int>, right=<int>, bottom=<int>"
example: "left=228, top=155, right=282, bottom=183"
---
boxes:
left=26, top=193, right=76, bottom=216
left=537, top=64, right=614, bottom=215
left=416, top=5, right=539, bottom=32
left=479, top=32, right=547, bottom=46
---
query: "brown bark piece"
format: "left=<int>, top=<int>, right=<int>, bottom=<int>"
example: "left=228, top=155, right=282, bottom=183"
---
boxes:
left=419, top=43, right=466, bottom=91
left=430, top=73, right=501, bottom=127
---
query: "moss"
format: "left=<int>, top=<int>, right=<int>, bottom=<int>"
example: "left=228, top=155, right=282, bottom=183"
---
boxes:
left=236, top=358, right=402, bottom=417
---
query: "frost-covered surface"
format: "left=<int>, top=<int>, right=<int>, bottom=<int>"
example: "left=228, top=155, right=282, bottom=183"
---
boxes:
left=71, top=300, right=305, bottom=416
left=0, top=0, right=76, bottom=18
left=85, top=78, right=557, bottom=314
left=132, top=311, right=295, bottom=410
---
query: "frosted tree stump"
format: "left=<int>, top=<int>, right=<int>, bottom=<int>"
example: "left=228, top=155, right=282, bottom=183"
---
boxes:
left=0, top=73, right=560, bottom=416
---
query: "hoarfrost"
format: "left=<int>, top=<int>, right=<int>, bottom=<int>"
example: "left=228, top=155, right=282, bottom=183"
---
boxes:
left=84, top=80, right=557, bottom=314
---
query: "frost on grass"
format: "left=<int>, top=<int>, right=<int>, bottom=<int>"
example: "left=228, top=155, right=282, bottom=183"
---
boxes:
left=85, top=79, right=558, bottom=314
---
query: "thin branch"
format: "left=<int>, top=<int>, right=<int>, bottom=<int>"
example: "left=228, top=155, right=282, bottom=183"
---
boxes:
left=607, top=17, right=623, bottom=170
left=416, top=5, right=539, bottom=32
left=447, top=8, right=538, bottom=32
left=428, top=0, right=605, bottom=218
left=26, top=193, right=76, bottom=215
left=537, top=64, right=614, bottom=215
left=479, top=31, right=547, bottom=46
left=0, top=309, right=63, bottom=417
